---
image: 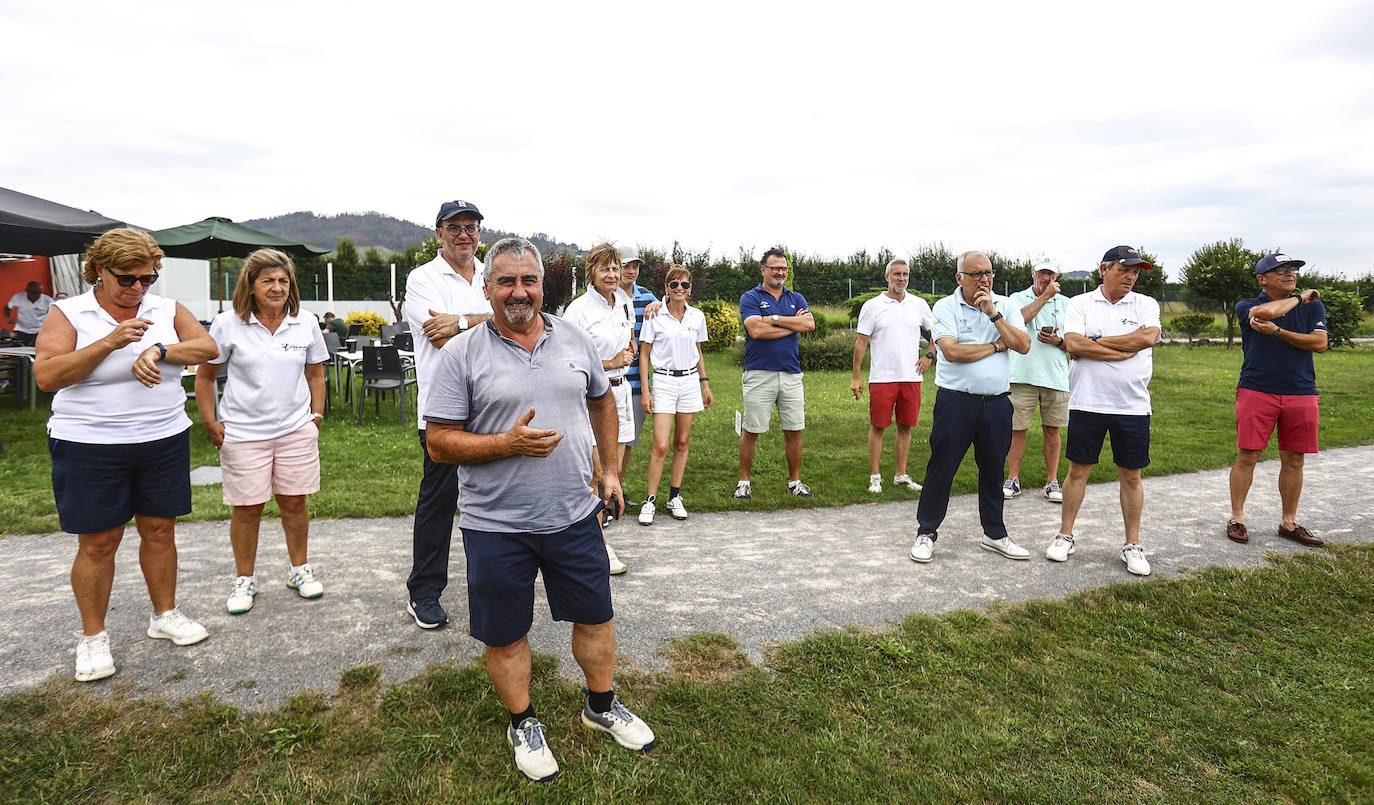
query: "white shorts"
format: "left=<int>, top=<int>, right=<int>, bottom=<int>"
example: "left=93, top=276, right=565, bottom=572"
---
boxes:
left=650, top=371, right=704, bottom=414
left=590, top=381, right=636, bottom=445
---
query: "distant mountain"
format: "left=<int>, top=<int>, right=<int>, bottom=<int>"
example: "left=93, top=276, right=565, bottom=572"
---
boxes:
left=243, top=211, right=582, bottom=257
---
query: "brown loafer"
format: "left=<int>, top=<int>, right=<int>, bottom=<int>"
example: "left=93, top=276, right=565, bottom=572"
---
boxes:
left=1277, top=523, right=1324, bottom=547
left=1226, top=519, right=1249, bottom=544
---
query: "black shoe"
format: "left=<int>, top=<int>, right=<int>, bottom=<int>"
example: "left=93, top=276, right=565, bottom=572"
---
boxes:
left=407, top=598, right=448, bottom=629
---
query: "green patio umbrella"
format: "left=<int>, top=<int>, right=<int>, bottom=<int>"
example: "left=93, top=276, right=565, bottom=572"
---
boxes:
left=150, top=216, right=330, bottom=311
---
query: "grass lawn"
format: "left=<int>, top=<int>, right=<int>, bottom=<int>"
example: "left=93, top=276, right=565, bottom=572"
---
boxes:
left=3, top=545, right=1370, bottom=801
left=2, top=344, right=1373, bottom=536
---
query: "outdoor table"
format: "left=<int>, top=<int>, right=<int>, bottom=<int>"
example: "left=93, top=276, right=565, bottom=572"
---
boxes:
left=0, top=346, right=38, bottom=410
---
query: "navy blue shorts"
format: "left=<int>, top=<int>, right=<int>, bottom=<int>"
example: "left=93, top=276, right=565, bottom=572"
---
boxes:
left=1066, top=411, right=1151, bottom=469
left=50, top=428, right=192, bottom=534
left=461, top=510, right=613, bottom=647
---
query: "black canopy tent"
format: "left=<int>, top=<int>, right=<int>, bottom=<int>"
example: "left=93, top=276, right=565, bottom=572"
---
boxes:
left=0, top=186, right=130, bottom=256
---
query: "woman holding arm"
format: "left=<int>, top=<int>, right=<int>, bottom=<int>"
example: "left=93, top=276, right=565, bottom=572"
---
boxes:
left=34, top=228, right=219, bottom=682
left=636, top=265, right=713, bottom=525
left=196, top=249, right=329, bottom=615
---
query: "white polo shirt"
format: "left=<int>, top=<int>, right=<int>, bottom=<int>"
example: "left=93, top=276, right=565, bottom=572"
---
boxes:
left=1063, top=287, right=1161, bottom=415
left=208, top=309, right=330, bottom=442
left=8, top=291, right=53, bottom=334
left=639, top=303, right=707, bottom=371
left=48, top=291, right=191, bottom=444
left=856, top=291, right=933, bottom=383
left=562, top=287, right=635, bottom=379
left=405, top=254, right=491, bottom=430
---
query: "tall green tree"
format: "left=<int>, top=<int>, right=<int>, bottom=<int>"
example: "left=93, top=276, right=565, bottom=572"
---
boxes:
left=1181, top=239, right=1263, bottom=347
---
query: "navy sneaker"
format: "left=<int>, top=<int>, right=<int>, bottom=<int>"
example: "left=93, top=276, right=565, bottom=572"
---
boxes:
left=407, top=598, right=448, bottom=629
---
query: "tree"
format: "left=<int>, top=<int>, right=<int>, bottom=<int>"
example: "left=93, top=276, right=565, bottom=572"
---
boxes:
left=1317, top=287, right=1363, bottom=348
left=1181, top=239, right=1263, bottom=347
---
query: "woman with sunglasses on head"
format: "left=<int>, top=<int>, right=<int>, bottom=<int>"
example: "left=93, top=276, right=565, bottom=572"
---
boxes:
left=197, top=248, right=330, bottom=616
left=636, top=265, right=713, bottom=526
left=34, top=228, right=219, bottom=683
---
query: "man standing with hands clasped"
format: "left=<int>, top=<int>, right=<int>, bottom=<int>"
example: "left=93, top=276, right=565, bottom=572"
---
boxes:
left=1226, top=252, right=1327, bottom=547
left=1004, top=256, right=1071, bottom=502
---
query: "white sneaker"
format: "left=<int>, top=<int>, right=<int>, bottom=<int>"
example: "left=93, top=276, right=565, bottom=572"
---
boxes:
left=508, top=717, right=559, bottom=782
left=868, top=475, right=883, bottom=494
left=606, top=543, right=627, bottom=575
left=732, top=480, right=751, bottom=500
left=981, top=534, right=1031, bottom=560
left=146, top=608, right=209, bottom=646
left=1044, top=480, right=1064, bottom=503
left=910, top=534, right=935, bottom=563
left=1046, top=533, right=1075, bottom=562
left=1002, top=478, right=1021, bottom=499
left=1122, top=544, right=1151, bottom=576
left=788, top=480, right=814, bottom=498
left=667, top=495, right=688, bottom=520
left=287, top=564, right=324, bottom=599
left=638, top=499, right=656, bottom=526
left=893, top=474, right=923, bottom=491
left=582, top=695, right=656, bottom=751
left=74, top=631, right=116, bottom=682
left=226, top=575, right=257, bottom=614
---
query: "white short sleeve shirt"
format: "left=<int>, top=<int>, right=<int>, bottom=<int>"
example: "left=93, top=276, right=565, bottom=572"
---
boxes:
left=8, top=291, right=53, bottom=333
left=929, top=290, right=1025, bottom=396
left=208, top=309, right=330, bottom=442
left=1063, top=288, right=1161, bottom=414
left=856, top=292, right=933, bottom=383
left=562, top=288, right=635, bottom=378
left=639, top=304, right=708, bottom=371
left=405, top=254, right=491, bottom=430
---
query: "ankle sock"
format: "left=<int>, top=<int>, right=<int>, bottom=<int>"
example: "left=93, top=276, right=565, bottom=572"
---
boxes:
left=669, top=486, right=680, bottom=499
left=587, top=688, right=615, bottom=714
left=510, top=706, right=536, bottom=730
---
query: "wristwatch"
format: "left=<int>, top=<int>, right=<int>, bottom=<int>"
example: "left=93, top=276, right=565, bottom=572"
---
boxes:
left=771, top=314, right=780, bottom=324
left=924, top=351, right=936, bottom=360
left=458, top=315, right=470, bottom=331
left=310, top=412, right=324, bottom=422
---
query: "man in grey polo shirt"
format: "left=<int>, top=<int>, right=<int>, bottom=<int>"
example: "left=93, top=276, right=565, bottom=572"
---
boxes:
left=910, top=251, right=1031, bottom=564
left=424, top=237, right=654, bottom=783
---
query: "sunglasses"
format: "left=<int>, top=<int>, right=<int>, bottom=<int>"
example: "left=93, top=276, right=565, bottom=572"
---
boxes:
left=667, top=280, right=692, bottom=290
left=104, top=267, right=159, bottom=287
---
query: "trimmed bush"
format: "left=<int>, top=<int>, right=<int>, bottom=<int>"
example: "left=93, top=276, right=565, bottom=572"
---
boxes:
left=699, top=299, right=741, bottom=353
left=1319, top=288, right=1363, bottom=348
left=1169, top=312, right=1214, bottom=345
left=798, top=332, right=856, bottom=371
left=845, top=291, right=883, bottom=321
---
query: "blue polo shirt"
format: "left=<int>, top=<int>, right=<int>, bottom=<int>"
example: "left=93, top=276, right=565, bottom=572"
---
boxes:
left=1236, top=293, right=1326, bottom=395
left=930, top=289, right=1024, bottom=396
left=740, top=284, right=809, bottom=373
left=624, top=283, right=657, bottom=393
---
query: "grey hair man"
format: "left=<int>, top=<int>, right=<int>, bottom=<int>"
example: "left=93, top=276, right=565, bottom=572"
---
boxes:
left=1004, top=255, right=1071, bottom=503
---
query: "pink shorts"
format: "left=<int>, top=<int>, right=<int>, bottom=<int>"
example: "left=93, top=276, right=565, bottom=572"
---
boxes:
left=869, top=382, right=921, bottom=428
left=220, top=422, right=321, bottom=505
left=1235, top=388, right=1319, bottom=454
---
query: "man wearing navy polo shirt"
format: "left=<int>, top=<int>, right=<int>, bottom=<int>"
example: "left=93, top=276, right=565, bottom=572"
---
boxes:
left=1226, top=253, right=1328, bottom=548
left=910, top=251, right=1030, bottom=564
left=735, top=248, right=816, bottom=500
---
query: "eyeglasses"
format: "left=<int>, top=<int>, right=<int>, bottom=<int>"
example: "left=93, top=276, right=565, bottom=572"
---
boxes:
left=104, top=267, right=159, bottom=287
left=667, top=280, right=692, bottom=290
left=960, top=271, right=995, bottom=279
left=1264, top=268, right=1298, bottom=276
left=440, top=223, right=480, bottom=236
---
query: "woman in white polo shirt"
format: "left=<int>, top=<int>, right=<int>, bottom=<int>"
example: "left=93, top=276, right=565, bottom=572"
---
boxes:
left=197, top=248, right=329, bottom=614
left=636, top=265, right=713, bottom=525
left=34, top=228, right=220, bottom=683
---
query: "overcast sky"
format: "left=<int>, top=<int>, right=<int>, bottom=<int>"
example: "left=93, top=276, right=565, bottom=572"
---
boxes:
left=3, top=1, right=1372, bottom=280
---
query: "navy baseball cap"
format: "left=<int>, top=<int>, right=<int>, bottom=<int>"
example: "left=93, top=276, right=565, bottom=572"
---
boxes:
left=1254, top=253, right=1305, bottom=276
left=436, top=200, right=483, bottom=226
left=1101, top=245, right=1152, bottom=269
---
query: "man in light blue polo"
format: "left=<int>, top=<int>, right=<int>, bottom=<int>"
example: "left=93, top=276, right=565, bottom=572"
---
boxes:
left=911, top=251, right=1030, bottom=564
left=735, top=248, right=816, bottom=500
left=1003, top=256, right=1071, bottom=502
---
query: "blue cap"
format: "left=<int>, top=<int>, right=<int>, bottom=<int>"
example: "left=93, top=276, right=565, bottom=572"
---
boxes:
left=1254, top=253, right=1305, bottom=276
left=436, top=200, right=483, bottom=226
left=1100, top=245, right=1152, bottom=269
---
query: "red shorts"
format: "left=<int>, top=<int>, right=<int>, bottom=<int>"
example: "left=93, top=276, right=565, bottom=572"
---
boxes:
left=869, top=382, right=921, bottom=428
left=1235, top=387, right=1319, bottom=454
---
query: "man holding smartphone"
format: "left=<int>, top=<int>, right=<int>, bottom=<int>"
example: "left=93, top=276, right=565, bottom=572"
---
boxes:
left=1004, top=256, right=1071, bottom=502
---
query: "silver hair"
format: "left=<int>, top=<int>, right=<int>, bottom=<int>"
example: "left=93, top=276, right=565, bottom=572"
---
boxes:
left=955, top=250, right=987, bottom=274
left=885, top=259, right=908, bottom=274
left=483, top=237, right=544, bottom=283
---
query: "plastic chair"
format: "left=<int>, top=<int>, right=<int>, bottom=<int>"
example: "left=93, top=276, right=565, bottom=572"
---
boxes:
left=357, top=346, right=417, bottom=425
left=380, top=324, right=401, bottom=344
left=392, top=331, right=414, bottom=351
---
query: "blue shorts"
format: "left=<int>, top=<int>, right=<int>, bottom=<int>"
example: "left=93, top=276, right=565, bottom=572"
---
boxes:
left=461, top=510, right=613, bottom=647
left=1066, top=411, right=1151, bottom=470
left=50, top=429, right=192, bottom=534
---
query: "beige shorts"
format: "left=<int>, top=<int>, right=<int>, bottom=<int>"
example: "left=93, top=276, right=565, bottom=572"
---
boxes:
left=1010, top=383, right=1070, bottom=430
left=741, top=370, right=805, bottom=433
left=220, top=421, right=321, bottom=506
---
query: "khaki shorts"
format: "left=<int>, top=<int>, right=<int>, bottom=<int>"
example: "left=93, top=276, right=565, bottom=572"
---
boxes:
left=1010, top=383, right=1070, bottom=430
left=741, top=370, right=805, bottom=433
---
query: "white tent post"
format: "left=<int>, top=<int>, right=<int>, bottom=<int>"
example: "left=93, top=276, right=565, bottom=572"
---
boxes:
left=327, top=262, right=335, bottom=310
left=390, top=263, right=396, bottom=301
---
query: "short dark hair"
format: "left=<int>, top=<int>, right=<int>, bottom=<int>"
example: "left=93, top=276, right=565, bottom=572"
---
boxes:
left=760, top=248, right=787, bottom=266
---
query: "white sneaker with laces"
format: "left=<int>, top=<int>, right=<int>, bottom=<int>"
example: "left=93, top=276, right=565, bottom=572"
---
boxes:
left=788, top=480, right=814, bottom=498
left=508, top=717, right=560, bottom=782
left=226, top=575, right=257, bottom=614
left=1044, top=480, right=1064, bottom=503
left=75, top=631, right=115, bottom=682
left=893, top=474, right=923, bottom=491
left=1122, top=544, right=1151, bottom=576
left=868, top=475, right=882, bottom=494
left=910, top=534, right=935, bottom=563
left=667, top=495, right=688, bottom=520
left=1046, top=533, right=1075, bottom=562
left=582, top=695, right=656, bottom=751
left=733, top=480, right=751, bottom=500
left=981, top=534, right=1031, bottom=560
left=146, top=608, right=209, bottom=646
left=287, top=564, right=324, bottom=599
left=606, top=543, right=627, bottom=575
left=638, top=499, right=656, bottom=526
left=1002, top=478, right=1021, bottom=499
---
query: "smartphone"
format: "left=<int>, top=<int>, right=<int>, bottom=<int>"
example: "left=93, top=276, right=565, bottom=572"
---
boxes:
left=1040, top=326, right=1055, bottom=334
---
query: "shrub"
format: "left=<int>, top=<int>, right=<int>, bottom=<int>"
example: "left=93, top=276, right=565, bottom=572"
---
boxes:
left=798, top=332, right=856, bottom=371
left=801, top=310, right=832, bottom=340
left=345, top=310, right=388, bottom=336
left=1318, top=288, right=1363, bottom=348
left=699, top=299, right=741, bottom=353
left=845, top=291, right=883, bottom=321
left=1169, top=312, right=1214, bottom=345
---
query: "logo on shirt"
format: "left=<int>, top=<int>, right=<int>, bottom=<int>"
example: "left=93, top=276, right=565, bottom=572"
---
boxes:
left=280, top=343, right=309, bottom=352
left=759, top=301, right=771, bottom=310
